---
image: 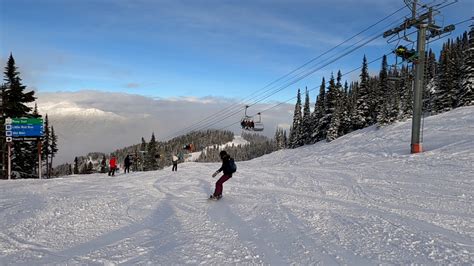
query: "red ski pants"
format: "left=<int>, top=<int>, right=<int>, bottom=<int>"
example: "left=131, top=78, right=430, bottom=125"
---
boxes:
left=214, top=175, right=231, bottom=196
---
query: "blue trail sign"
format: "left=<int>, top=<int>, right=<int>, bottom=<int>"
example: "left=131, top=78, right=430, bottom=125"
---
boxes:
left=5, top=117, right=44, bottom=138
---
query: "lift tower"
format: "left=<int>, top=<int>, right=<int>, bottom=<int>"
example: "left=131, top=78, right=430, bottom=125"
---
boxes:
left=383, top=0, right=454, bottom=153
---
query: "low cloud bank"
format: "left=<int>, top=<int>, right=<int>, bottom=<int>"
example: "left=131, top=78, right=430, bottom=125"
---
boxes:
left=36, top=90, right=293, bottom=165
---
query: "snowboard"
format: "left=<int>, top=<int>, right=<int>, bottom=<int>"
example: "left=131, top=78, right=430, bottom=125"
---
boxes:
left=209, top=195, right=222, bottom=201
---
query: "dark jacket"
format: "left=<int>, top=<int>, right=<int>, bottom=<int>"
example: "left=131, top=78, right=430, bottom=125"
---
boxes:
left=124, top=155, right=131, bottom=167
left=217, top=154, right=234, bottom=177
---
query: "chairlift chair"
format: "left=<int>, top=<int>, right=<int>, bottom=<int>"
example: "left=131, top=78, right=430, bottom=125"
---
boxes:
left=388, top=64, right=401, bottom=82
left=252, top=113, right=264, bottom=131
left=240, top=106, right=264, bottom=132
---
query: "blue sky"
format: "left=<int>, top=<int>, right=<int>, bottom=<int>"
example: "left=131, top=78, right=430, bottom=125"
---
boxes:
left=1, top=0, right=472, bottom=102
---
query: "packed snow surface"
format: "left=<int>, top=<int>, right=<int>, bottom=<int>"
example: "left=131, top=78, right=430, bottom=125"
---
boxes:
left=0, top=107, right=473, bottom=264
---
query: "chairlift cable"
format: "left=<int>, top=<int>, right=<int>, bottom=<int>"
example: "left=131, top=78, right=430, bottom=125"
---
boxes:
left=161, top=5, right=412, bottom=139
left=163, top=3, right=461, bottom=138
left=188, top=9, right=442, bottom=134
left=191, top=31, right=386, bottom=134
left=222, top=15, right=471, bottom=132
left=174, top=21, right=400, bottom=135
left=218, top=53, right=391, bottom=130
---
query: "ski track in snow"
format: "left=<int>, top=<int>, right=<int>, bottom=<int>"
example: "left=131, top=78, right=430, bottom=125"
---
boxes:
left=0, top=106, right=473, bottom=265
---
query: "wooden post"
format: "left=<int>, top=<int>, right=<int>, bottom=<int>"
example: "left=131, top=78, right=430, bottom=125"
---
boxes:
left=38, top=140, right=42, bottom=179
left=7, top=142, right=11, bottom=180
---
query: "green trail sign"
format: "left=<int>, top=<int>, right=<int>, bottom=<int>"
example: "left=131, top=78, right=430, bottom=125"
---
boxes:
left=11, top=118, right=43, bottom=125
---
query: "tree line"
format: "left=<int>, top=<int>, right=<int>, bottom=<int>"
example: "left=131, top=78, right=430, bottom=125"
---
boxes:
left=61, top=129, right=236, bottom=175
left=61, top=130, right=280, bottom=176
left=282, top=26, right=473, bottom=148
left=197, top=132, right=278, bottom=162
left=0, top=54, right=58, bottom=179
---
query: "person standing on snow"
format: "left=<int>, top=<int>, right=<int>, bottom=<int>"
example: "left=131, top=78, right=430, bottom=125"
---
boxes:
left=108, top=155, right=117, bottom=176
left=124, top=154, right=131, bottom=173
left=172, top=154, right=179, bottom=172
left=210, top=150, right=236, bottom=200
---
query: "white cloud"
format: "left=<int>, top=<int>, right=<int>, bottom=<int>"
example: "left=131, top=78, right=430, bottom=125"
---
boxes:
left=36, top=90, right=293, bottom=165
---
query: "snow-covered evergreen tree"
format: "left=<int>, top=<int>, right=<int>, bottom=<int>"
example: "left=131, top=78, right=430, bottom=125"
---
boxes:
left=140, top=137, right=147, bottom=152
left=460, top=25, right=474, bottom=106
left=2, top=54, right=37, bottom=177
left=144, top=133, right=159, bottom=171
left=274, top=128, right=286, bottom=150
left=352, top=56, right=371, bottom=130
left=338, top=81, right=352, bottom=136
left=398, top=65, right=413, bottom=120
left=326, top=108, right=341, bottom=142
left=423, top=49, right=438, bottom=113
left=325, top=73, right=342, bottom=141
left=275, top=128, right=288, bottom=150
left=377, top=55, right=390, bottom=126
left=433, top=42, right=456, bottom=112
left=49, top=126, right=58, bottom=177
left=451, top=37, right=465, bottom=108
left=289, top=89, right=303, bottom=148
left=301, top=88, right=312, bottom=144
left=311, top=78, right=326, bottom=142
left=73, top=157, right=79, bottom=174
left=42, top=115, right=51, bottom=176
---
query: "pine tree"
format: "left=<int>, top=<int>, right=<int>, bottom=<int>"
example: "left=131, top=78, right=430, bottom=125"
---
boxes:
left=32, top=103, right=40, bottom=118
left=399, top=65, right=413, bottom=119
left=42, top=114, right=51, bottom=176
left=140, top=137, right=147, bottom=152
left=460, top=25, right=474, bottom=106
left=377, top=55, right=391, bottom=126
left=325, top=72, right=343, bottom=141
left=311, top=78, right=326, bottom=142
left=326, top=109, right=341, bottom=142
left=50, top=126, right=58, bottom=177
left=144, top=133, right=159, bottom=170
left=73, top=157, right=79, bottom=174
left=3, top=54, right=35, bottom=117
left=338, top=81, right=352, bottom=136
left=2, top=54, right=36, bottom=177
left=274, top=128, right=287, bottom=150
left=423, top=49, right=438, bottom=113
left=81, top=163, right=88, bottom=175
left=352, top=55, right=371, bottom=130
left=289, top=89, right=303, bottom=148
left=321, top=74, right=338, bottom=140
left=301, top=88, right=312, bottom=144
left=434, top=41, right=456, bottom=112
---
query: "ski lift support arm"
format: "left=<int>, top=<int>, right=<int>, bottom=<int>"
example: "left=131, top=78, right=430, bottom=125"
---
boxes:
left=383, top=11, right=432, bottom=38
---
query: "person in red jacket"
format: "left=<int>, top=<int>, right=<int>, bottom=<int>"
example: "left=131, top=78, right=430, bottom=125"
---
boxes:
left=108, top=155, right=117, bottom=176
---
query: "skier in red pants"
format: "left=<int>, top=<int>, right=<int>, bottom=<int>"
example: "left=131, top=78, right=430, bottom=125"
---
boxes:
left=210, top=150, right=236, bottom=200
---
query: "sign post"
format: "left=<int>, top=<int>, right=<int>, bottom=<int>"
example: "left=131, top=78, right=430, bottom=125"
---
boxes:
left=38, top=141, right=42, bottom=179
left=5, top=117, right=44, bottom=179
left=7, top=142, right=11, bottom=180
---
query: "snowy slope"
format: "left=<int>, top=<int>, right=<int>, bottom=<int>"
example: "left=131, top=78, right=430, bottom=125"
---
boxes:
left=0, top=107, right=473, bottom=265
